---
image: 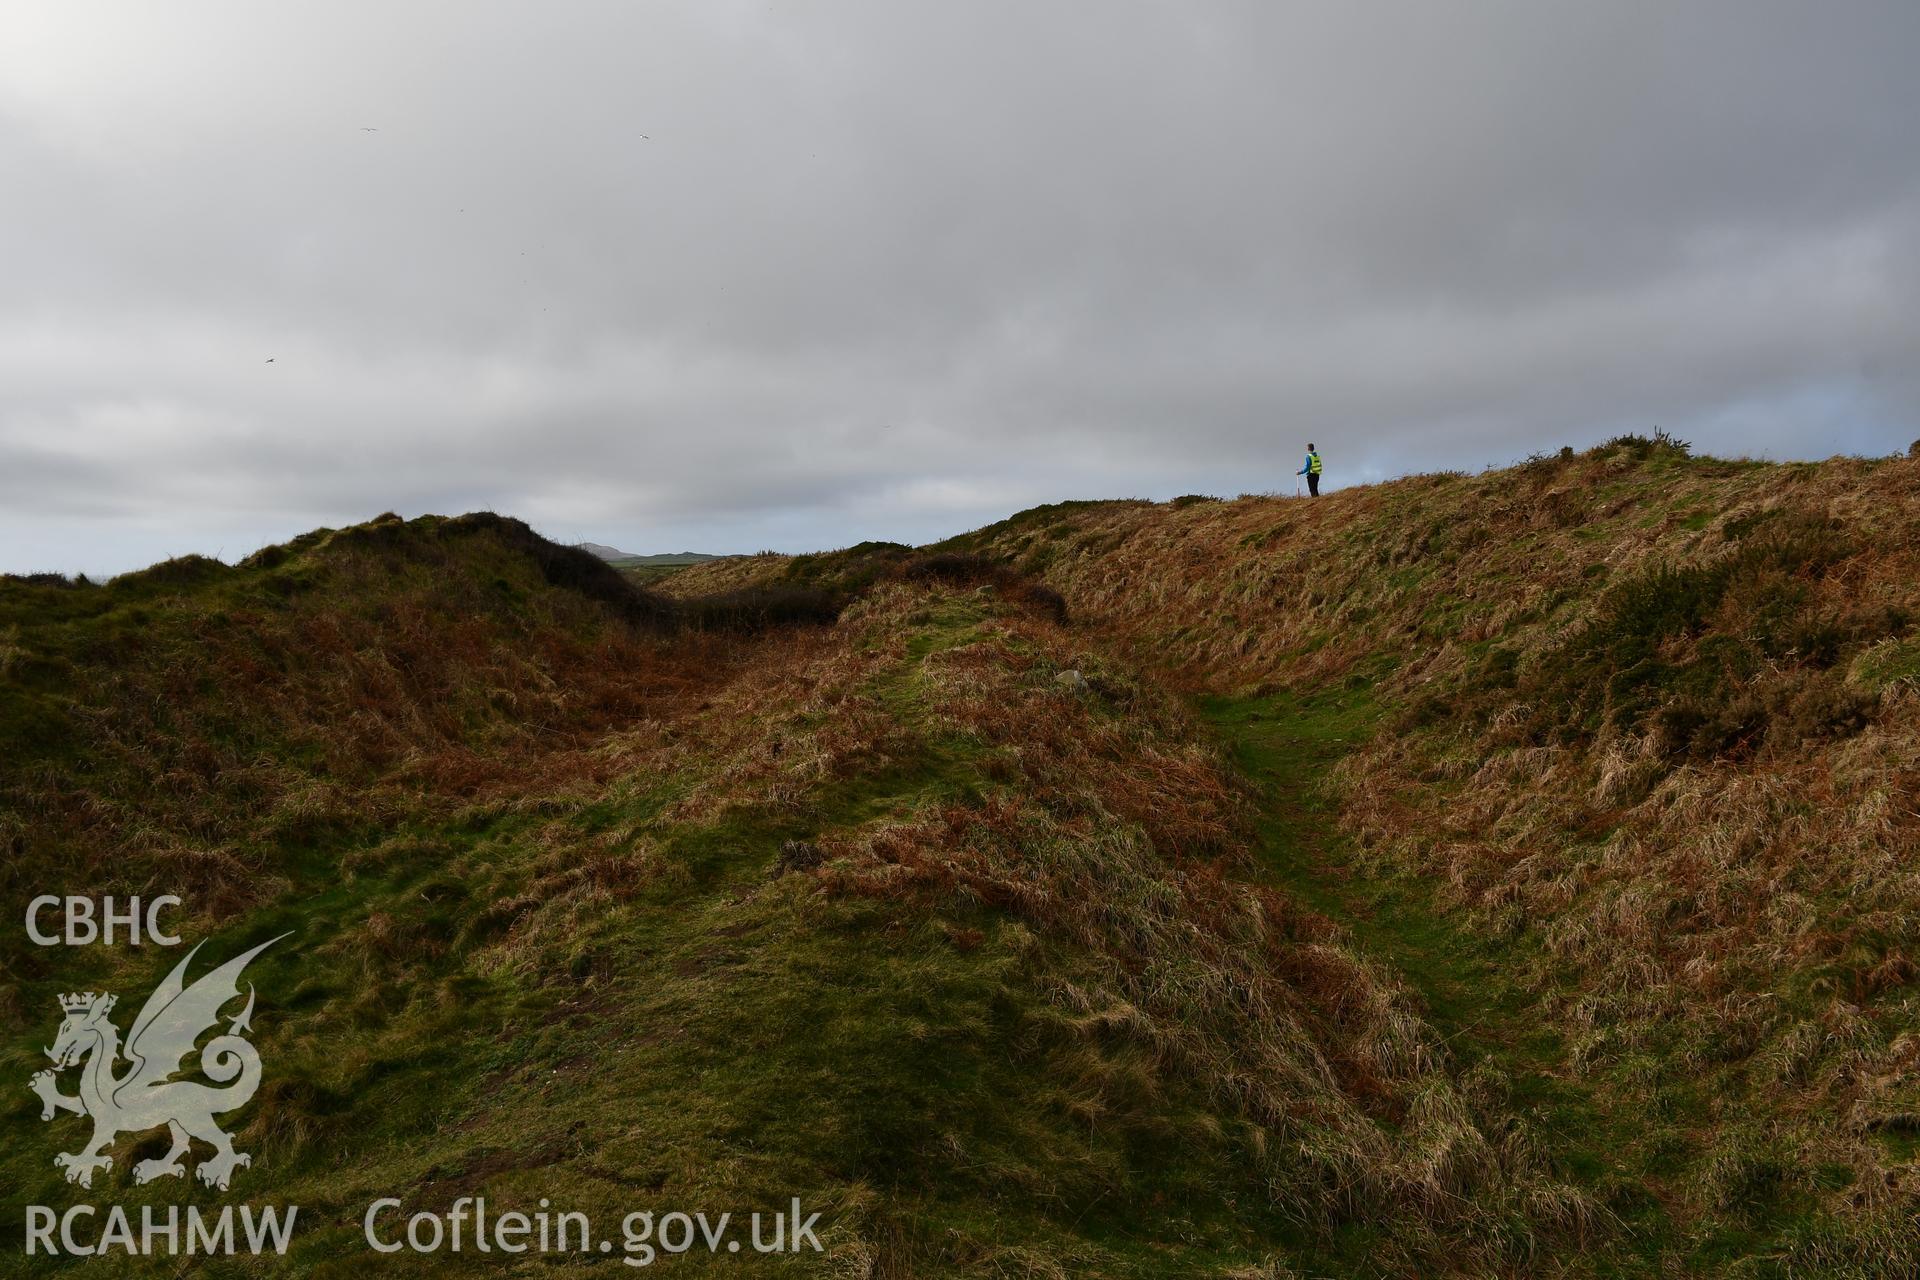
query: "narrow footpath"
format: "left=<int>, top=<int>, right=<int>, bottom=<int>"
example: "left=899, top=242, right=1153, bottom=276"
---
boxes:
left=1198, top=686, right=1686, bottom=1276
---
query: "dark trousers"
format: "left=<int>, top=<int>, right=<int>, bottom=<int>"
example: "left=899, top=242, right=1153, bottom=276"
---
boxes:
left=1306, top=472, right=1320, bottom=497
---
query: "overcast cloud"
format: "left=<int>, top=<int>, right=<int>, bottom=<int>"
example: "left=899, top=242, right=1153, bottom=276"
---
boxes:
left=2, top=1, right=1917, bottom=574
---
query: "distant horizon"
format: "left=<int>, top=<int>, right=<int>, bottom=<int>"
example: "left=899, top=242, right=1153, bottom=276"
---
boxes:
left=14, top=435, right=1904, bottom=582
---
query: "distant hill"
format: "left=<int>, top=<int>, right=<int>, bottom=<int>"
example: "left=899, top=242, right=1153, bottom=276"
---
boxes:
left=576, top=542, right=720, bottom=567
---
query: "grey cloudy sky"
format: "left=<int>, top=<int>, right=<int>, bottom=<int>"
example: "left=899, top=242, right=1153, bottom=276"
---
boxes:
left=3, top=2, right=1917, bottom=574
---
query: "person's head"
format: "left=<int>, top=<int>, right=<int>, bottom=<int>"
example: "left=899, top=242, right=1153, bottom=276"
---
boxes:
left=1307, top=442, right=1316, bottom=451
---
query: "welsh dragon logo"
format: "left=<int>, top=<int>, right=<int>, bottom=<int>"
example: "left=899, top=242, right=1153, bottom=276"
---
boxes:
left=30, top=935, right=285, bottom=1191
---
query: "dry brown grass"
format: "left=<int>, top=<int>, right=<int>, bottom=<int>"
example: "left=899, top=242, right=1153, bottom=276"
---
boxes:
left=753, top=584, right=1602, bottom=1262
left=653, top=551, right=794, bottom=598
left=0, top=521, right=804, bottom=947
left=960, top=451, right=1920, bottom=1246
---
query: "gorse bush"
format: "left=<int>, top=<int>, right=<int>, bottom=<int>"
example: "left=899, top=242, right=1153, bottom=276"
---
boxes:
left=676, top=582, right=843, bottom=632
left=1, top=571, right=91, bottom=588
left=113, top=553, right=230, bottom=590
left=893, top=552, right=1068, bottom=620
left=1517, top=446, right=1578, bottom=481
left=440, top=512, right=679, bottom=627
left=1596, top=426, right=1692, bottom=460
left=1527, top=508, right=1885, bottom=750
left=901, top=551, right=997, bottom=584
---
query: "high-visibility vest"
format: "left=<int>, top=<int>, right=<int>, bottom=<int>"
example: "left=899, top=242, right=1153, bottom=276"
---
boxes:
left=1307, top=451, right=1322, bottom=475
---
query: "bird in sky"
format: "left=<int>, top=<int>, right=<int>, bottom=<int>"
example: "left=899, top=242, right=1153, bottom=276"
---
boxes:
left=360, top=127, right=379, bottom=132
left=265, top=358, right=275, bottom=363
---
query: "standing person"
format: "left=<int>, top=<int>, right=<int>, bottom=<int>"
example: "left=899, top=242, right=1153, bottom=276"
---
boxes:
left=1297, top=443, right=1323, bottom=496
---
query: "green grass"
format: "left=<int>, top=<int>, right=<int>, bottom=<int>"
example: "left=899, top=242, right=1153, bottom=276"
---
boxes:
left=617, top=561, right=697, bottom=585
left=1852, top=635, right=1920, bottom=690
left=1197, top=681, right=1703, bottom=1275
left=2, top=586, right=1341, bottom=1277
left=1191, top=668, right=1920, bottom=1276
